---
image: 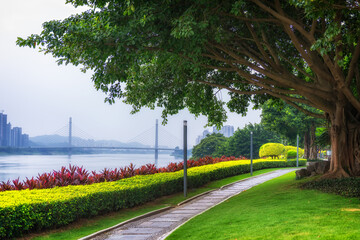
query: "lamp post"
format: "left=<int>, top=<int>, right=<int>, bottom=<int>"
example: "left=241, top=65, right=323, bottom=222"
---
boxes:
left=250, top=131, right=253, bottom=175
left=183, top=120, right=187, bottom=197
left=296, top=134, right=299, bottom=167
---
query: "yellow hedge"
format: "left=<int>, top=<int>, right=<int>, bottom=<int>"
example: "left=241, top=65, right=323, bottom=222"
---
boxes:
left=259, top=143, right=285, bottom=159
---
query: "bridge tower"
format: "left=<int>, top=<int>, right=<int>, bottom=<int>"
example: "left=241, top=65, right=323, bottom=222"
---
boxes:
left=155, top=119, right=159, bottom=167
left=68, top=117, right=72, bottom=155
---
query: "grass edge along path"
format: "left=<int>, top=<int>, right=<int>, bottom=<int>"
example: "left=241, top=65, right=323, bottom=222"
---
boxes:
left=23, top=168, right=287, bottom=240
left=166, top=172, right=360, bottom=240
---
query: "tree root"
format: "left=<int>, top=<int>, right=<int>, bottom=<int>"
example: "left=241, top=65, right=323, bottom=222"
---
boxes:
left=321, top=168, right=350, bottom=179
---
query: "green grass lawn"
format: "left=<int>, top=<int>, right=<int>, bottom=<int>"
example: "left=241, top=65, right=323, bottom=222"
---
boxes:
left=23, top=168, right=285, bottom=240
left=166, top=172, right=360, bottom=240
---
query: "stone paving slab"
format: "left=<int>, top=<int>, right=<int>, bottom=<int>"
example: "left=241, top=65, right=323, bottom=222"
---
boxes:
left=107, top=235, right=151, bottom=240
left=149, top=217, right=183, bottom=222
left=159, top=213, right=193, bottom=218
left=170, top=210, right=202, bottom=214
left=119, top=228, right=163, bottom=234
left=87, top=169, right=299, bottom=240
left=139, top=222, right=174, bottom=228
left=179, top=206, right=208, bottom=210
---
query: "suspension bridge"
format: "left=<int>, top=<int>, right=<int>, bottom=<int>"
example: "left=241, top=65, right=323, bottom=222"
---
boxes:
left=29, top=118, right=184, bottom=165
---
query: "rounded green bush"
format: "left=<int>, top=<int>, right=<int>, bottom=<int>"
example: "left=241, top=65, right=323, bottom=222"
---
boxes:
left=259, top=143, right=285, bottom=159
left=287, top=150, right=297, bottom=158
left=284, top=146, right=304, bottom=159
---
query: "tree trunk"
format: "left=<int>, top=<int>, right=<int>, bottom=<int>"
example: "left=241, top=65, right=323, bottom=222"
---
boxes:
left=326, top=102, right=360, bottom=178
left=309, top=123, right=317, bottom=160
left=303, top=131, right=310, bottom=159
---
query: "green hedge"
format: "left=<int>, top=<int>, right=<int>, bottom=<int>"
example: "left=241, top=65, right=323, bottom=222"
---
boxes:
left=0, top=159, right=306, bottom=239
left=300, top=177, right=360, bottom=198
left=284, top=146, right=304, bottom=159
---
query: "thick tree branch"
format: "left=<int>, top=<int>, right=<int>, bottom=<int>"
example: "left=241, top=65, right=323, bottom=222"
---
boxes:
left=355, top=65, right=360, bottom=96
left=201, top=64, right=235, bottom=72
left=220, top=12, right=281, bottom=23
left=251, top=0, right=315, bottom=43
left=205, top=41, right=335, bottom=106
left=197, top=80, right=267, bottom=95
left=310, top=19, right=318, bottom=37
left=278, top=53, right=317, bottom=82
left=260, top=29, right=281, bottom=67
left=283, top=99, right=326, bottom=119
left=226, top=43, right=270, bottom=69
left=245, top=22, right=276, bottom=69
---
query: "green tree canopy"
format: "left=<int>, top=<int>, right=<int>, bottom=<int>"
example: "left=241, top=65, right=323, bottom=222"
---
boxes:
left=215, top=123, right=282, bottom=159
left=261, top=100, right=319, bottom=143
left=17, top=0, right=360, bottom=177
left=192, top=133, right=227, bottom=159
left=261, top=99, right=324, bottom=159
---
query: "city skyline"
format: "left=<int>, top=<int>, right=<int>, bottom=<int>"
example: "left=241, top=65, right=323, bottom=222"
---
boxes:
left=0, top=112, right=29, bottom=148
left=0, top=1, right=261, bottom=147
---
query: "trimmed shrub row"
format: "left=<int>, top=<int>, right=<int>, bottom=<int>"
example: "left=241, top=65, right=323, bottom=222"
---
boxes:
left=300, top=177, right=360, bottom=198
left=0, top=156, right=241, bottom=192
left=0, top=159, right=306, bottom=239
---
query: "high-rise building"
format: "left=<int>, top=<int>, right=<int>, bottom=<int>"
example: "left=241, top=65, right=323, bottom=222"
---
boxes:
left=0, top=112, right=29, bottom=148
left=195, top=126, right=235, bottom=147
left=11, top=127, right=22, bottom=147
left=0, top=113, right=7, bottom=146
left=211, top=125, right=235, bottom=138
left=6, top=123, right=11, bottom=146
left=222, top=125, right=235, bottom=138
left=21, top=134, right=29, bottom=147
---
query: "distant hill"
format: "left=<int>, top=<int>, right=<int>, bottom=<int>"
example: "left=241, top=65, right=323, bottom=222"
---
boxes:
left=29, top=135, right=152, bottom=148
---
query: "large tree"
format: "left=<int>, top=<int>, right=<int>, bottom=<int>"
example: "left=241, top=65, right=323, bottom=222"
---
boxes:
left=17, top=0, right=360, bottom=177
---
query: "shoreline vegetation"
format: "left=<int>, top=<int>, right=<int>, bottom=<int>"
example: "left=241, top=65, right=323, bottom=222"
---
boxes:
left=0, top=156, right=243, bottom=191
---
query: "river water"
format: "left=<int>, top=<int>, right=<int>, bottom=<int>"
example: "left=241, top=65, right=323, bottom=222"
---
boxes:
left=0, top=153, right=182, bottom=182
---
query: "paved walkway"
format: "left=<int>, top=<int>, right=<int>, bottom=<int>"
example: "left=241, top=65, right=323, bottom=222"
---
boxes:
left=84, top=169, right=298, bottom=240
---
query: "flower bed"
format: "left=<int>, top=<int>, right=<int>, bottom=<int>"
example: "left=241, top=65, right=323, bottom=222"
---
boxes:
left=0, top=156, right=245, bottom=191
left=0, top=159, right=305, bottom=239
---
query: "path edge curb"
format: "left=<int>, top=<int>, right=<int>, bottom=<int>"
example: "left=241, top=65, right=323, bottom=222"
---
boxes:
left=78, top=206, right=173, bottom=240
left=177, top=189, right=217, bottom=206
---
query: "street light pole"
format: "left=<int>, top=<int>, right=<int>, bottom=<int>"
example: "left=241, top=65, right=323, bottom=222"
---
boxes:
left=296, top=134, right=299, bottom=167
left=183, top=120, right=187, bottom=197
left=250, top=131, right=253, bottom=175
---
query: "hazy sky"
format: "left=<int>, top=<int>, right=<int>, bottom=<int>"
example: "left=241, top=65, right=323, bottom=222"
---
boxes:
left=0, top=0, right=261, bottom=147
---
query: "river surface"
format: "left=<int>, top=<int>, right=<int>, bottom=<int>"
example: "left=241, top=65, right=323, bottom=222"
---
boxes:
left=0, top=153, right=181, bottom=182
